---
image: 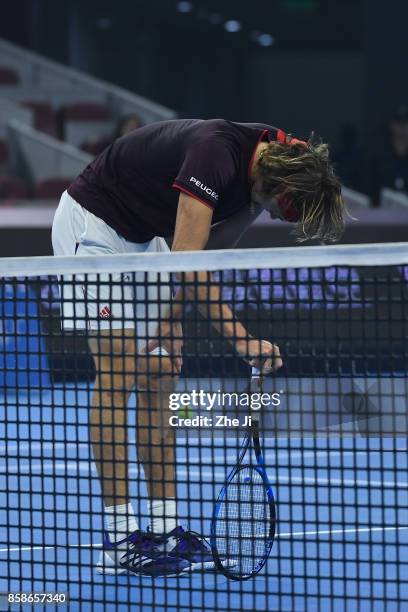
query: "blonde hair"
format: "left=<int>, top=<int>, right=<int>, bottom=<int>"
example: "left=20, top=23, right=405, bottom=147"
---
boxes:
left=255, top=136, right=345, bottom=242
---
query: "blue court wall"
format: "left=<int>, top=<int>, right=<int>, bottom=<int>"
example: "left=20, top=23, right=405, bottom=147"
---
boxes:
left=0, top=281, right=50, bottom=389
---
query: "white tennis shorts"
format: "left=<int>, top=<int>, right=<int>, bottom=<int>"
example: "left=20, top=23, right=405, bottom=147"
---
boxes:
left=52, top=191, right=171, bottom=343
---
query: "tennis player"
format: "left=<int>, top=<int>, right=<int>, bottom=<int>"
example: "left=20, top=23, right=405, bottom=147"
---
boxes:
left=52, top=118, right=344, bottom=576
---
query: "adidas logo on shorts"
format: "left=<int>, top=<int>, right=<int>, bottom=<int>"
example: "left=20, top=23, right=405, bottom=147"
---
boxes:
left=99, top=305, right=112, bottom=319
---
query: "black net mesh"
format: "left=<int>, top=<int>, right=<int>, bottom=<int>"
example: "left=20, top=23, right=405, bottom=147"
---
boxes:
left=0, top=247, right=407, bottom=610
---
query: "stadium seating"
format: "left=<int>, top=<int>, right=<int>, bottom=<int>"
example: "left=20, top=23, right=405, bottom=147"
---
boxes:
left=21, top=101, right=58, bottom=138
left=0, top=37, right=175, bottom=202
left=81, top=137, right=111, bottom=157
left=0, top=139, right=8, bottom=166
left=0, top=66, right=19, bottom=85
left=34, top=177, right=73, bottom=199
left=60, top=102, right=110, bottom=122
left=60, top=102, right=113, bottom=147
left=0, top=175, right=27, bottom=199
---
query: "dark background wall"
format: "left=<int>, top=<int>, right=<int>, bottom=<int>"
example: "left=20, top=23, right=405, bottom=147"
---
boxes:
left=0, top=0, right=407, bottom=147
left=242, top=52, right=364, bottom=143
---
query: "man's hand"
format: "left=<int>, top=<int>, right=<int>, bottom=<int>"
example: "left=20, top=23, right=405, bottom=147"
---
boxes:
left=235, top=338, right=283, bottom=373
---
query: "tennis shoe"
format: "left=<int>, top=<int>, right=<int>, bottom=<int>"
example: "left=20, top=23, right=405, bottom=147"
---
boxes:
left=96, top=530, right=190, bottom=577
left=156, top=526, right=236, bottom=571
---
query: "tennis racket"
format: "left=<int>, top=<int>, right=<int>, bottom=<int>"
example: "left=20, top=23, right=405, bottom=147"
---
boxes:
left=210, top=366, right=277, bottom=580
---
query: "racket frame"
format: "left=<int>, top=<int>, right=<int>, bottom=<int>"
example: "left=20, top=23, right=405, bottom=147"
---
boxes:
left=210, top=368, right=277, bottom=580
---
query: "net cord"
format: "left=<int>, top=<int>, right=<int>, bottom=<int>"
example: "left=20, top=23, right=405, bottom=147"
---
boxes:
left=1, top=242, right=408, bottom=277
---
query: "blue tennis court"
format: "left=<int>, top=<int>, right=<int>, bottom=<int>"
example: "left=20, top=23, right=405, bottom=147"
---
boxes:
left=1, top=383, right=407, bottom=612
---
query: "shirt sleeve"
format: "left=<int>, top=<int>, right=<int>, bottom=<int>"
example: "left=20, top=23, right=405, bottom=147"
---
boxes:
left=173, top=138, right=237, bottom=209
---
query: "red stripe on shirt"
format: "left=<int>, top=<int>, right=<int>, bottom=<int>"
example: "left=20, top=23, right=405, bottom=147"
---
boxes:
left=172, top=183, right=215, bottom=210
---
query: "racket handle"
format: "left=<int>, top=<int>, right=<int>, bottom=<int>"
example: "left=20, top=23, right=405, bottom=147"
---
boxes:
left=252, top=355, right=269, bottom=378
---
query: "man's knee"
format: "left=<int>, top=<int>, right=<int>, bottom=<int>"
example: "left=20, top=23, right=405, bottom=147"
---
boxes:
left=137, top=426, right=174, bottom=458
left=96, top=371, right=135, bottom=393
left=136, top=355, right=176, bottom=391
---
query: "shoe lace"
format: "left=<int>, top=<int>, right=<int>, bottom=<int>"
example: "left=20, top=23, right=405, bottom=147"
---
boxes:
left=128, top=530, right=161, bottom=556
left=179, top=529, right=211, bottom=553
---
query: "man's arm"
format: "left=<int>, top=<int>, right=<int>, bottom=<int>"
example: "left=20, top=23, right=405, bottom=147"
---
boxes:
left=206, top=203, right=263, bottom=250
left=169, top=193, right=281, bottom=371
left=171, top=192, right=213, bottom=251
left=171, top=193, right=249, bottom=347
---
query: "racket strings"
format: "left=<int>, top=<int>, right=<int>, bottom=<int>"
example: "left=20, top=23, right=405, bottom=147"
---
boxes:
left=214, top=466, right=271, bottom=576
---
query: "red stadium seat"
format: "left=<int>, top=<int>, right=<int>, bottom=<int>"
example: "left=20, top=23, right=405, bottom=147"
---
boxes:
left=60, top=103, right=113, bottom=146
left=60, top=102, right=111, bottom=121
left=0, top=140, right=9, bottom=165
left=34, top=177, right=73, bottom=199
left=0, top=66, right=19, bottom=85
left=21, top=101, right=58, bottom=137
left=0, top=175, right=28, bottom=199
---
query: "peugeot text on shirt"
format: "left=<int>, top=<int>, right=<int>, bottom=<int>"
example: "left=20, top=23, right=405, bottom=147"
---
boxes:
left=189, top=177, right=219, bottom=201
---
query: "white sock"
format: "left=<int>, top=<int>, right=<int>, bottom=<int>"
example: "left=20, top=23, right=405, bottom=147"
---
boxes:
left=148, top=499, right=178, bottom=535
left=104, top=503, right=139, bottom=543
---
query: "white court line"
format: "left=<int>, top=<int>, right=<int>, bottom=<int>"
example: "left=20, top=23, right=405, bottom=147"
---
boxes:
left=0, top=443, right=91, bottom=453
left=2, top=439, right=404, bottom=454
left=1, top=441, right=392, bottom=461
left=276, top=525, right=408, bottom=538
left=1, top=525, right=408, bottom=555
left=0, top=543, right=102, bottom=553
left=0, top=461, right=406, bottom=489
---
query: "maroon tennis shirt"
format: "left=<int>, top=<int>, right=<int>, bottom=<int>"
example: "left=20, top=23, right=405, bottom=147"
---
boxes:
left=68, top=118, right=279, bottom=243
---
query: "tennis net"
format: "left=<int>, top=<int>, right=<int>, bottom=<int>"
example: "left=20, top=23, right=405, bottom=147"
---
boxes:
left=0, top=243, right=407, bottom=611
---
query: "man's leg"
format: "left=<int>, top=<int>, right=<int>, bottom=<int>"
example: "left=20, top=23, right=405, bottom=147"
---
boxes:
left=88, top=330, right=136, bottom=508
left=89, top=328, right=218, bottom=573
left=135, top=359, right=220, bottom=571
left=89, top=333, right=178, bottom=530
left=136, top=362, right=178, bottom=535
left=90, top=331, right=191, bottom=576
